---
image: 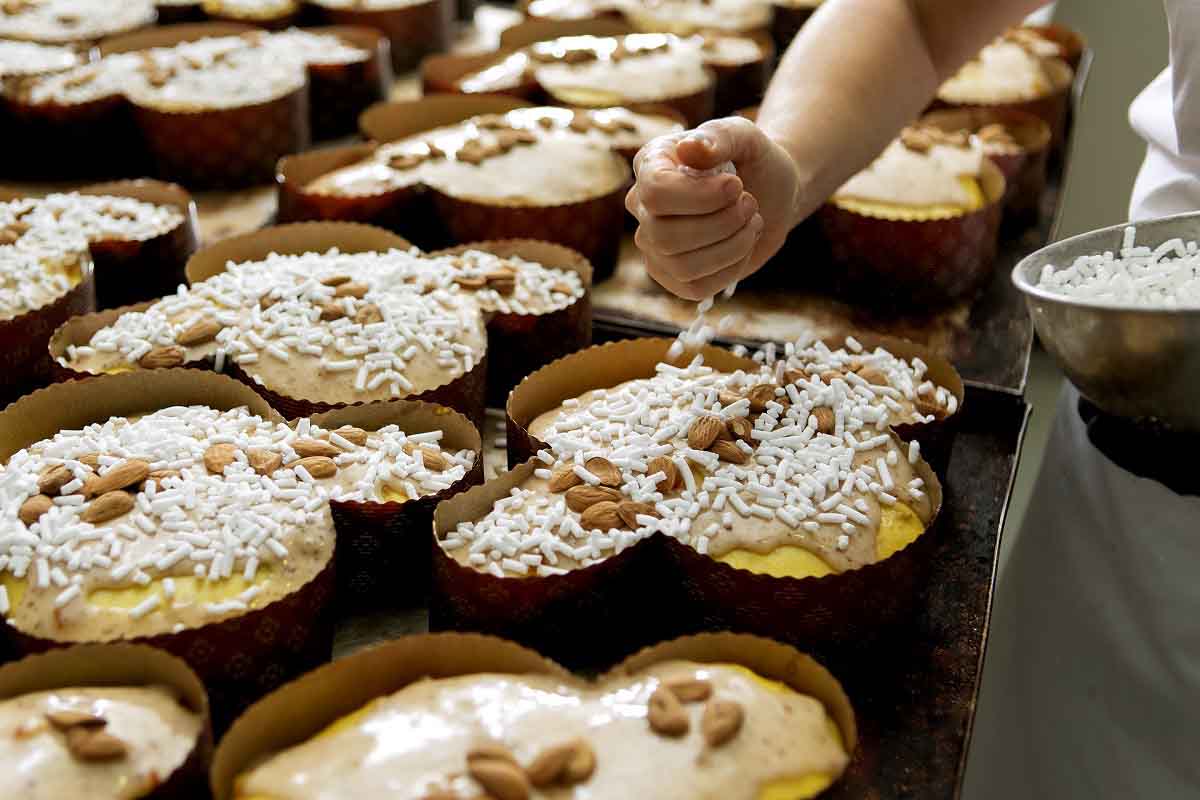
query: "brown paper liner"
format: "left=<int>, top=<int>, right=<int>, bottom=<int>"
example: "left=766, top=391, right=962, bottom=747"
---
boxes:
left=816, top=158, right=1006, bottom=309
left=0, top=259, right=96, bottom=409
left=1025, top=23, right=1086, bottom=72
left=203, top=4, right=302, bottom=29
left=705, top=33, right=774, bottom=117
left=156, top=1, right=209, bottom=24
left=431, top=459, right=685, bottom=668
left=211, top=633, right=570, bottom=800
left=48, top=300, right=171, bottom=384
left=303, top=26, right=394, bottom=141
left=0, top=644, right=214, bottom=800
left=769, top=2, right=815, bottom=51
left=432, top=239, right=593, bottom=407
left=0, top=371, right=337, bottom=731
left=186, top=221, right=489, bottom=427
left=308, top=400, right=484, bottom=611
left=0, top=92, right=147, bottom=181
left=920, top=107, right=1051, bottom=229
left=421, top=49, right=544, bottom=101
left=308, top=0, right=454, bottom=73
left=73, top=179, right=202, bottom=309
left=505, top=336, right=761, bottom=468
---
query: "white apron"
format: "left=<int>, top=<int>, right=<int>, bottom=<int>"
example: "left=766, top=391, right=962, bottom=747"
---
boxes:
left=965, top=3, right=1200, bottom=797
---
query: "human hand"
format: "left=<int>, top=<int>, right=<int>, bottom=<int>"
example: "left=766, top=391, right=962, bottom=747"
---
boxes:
left=626, top=116, right=803, bottom=300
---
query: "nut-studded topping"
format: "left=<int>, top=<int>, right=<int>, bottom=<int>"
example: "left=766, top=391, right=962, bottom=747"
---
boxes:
left=142, top=469, right=179, bottom=491
left=526, top=738, right=596, bottom=787
left=18, top=494, right=53, bottom=526
left=856, top=366, right=890, bottom=386
left=811, top=406, right=836, bottom=435
left=65, top=727, right=127, bottom=762
left=580, top=500, right=622, bottom=531
left=561, top=738, right=597, bottom=784
left=547, top=462, right=582, bottom=492
left=564, top=484, right=621, bottom=512
left=139, top=346, right=186, bottom=369
left=584, top=456, right=620, bottom=487
left=80, top=491, right=135, bottom=524
left=37, top=464, right=74, bottom=496
left=176, top=318, right=222, bottom=346
left=485, top=270, right=517, bottom=296
left=746, top=384, right=778, bottom=413
left=203, top=443, right=239, bottom=475
left=711, top=440, right=748, bottom=464
left=467, top=742, right=519, bottom=766
left=247, top=448, right=283, bottom=476
left=387, top=152, right=425, bottom=170
left=687, top=415, right=726, bottom=450
left=727, top=416, right=754, bottom=444
left=617, top=500, right=657, bottom=529
left=468, top=757, right=530, bottom=800
left=354, top=304, right=383, bottom=325
left=83, top=459, right=150, bottom=497
left=292, top=438, right=340, bottom=458
left=76, top=453, right=101, bottom=470
left=333, top=425, right=368, bottom=446
left=45, top=710, right=106, bottom=730
left=664, top=677, right=713, bottom=703
left=295, top=456, right=337, bottom=479
left=453, top=274, right=487, bottom=290
left=701, top=698, right=744, bottom=748
left=900, top=126, right=934, bottom=153
left=318, top=302, right=345, bottom=322
left=334, top=282, right=369, bottom=299
left=320, top=274, right=352, bottom=287
left=915, top=396, right=946, bottom=419
left=404, top=443, right=449, bottom=472
left=646, top=687, right=689, bottom=737
left=646, top=456, right=680, bottom=493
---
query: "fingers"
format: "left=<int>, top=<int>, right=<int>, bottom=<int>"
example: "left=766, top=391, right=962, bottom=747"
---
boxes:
left=631, top=135, right=742, bottom=216
left=675, top=117, right=767, bottom=172
left=634, top=192, right=759, bottom=256
left=643, top=213, right=764, bottom=300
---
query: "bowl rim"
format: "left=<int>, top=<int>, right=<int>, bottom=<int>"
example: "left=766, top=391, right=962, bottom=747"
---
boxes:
left=1011, top=209, right=1200, bottom=315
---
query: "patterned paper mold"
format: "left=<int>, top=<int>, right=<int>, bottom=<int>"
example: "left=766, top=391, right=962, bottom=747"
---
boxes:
left=769, top=0, right=820, bottom=51
left=0, top=371, right=339, bottom=732
left=305, top=0, right=453, bottom=73
left=0, top=643, right=213, bottom=799
left=211, top=632, right=856, bottom=800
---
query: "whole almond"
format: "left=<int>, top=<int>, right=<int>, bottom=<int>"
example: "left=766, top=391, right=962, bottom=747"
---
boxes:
left=203, top=443, right=239, bottom=475
left=712, top=440, right=749, bottom=465
left=747, top=384, right=778, bottom=413
left=83, top=459, right=149, bottom=498
left=565, top=485, right=621, bottom=512
left=65, top=727, right=127, bottom=761
left=80, top=491, right=135, bottom=524
left=318, top=302, right=345, bottom=322
left=468, top=758, right=530, bottom=800
left=727, top=417, right=754, bottom=444
left=647, top=687, right=689, bottom=737
left=525, top=741, right=575, bottom=786
left=468, top=742, right=518, bottom=766
left=18, top=494, right=53, bottom=525
left=37, top=464, right=74, bottom=496
left=259, top=295, right=278, bottom=310
left=857, top=367, right=890, bottom=387
left=561, top=739, right=596, bottom=784
left=915, top=397, right=945, bottom=419
left=783, top=369, right=808, bottom=385
left=333, top=425, right=368, bottom=446
left=295, top=456, right=337, bottom=479
left=76, top=453, right=100, bottom=470
left=334, top=282, right=369, bottom=299
left=486, top=273, right=517, bottom=296
left=142, top=469, right=179, bottom=491
left=811, top=407, right=836, bottom=435
left=247, top=448, right=283, bottom=476
left=405, top=444, right=449, bottom=472
left=646, top=456, right=679, bottom=492
left=176, top=318, right=222, bottom=346
left=139, top=346, right=185, bottom=369
left=547, top=462, right=581, bottom=492
left=701, top=698, right=744, bottom=748
left=45, top=710, right=106, bottom=730
left=355, top=304, right=383, bottom=325
left=292, top=438, right=340, bottom=458
left=687, top=416, right=725, bottom=450
left=453, top=274, right=487, bottom=290
left=584, top=456, right=620, bottom=487
left=718, top=389, right=743, bottom=407
left=320, top=274, right=351, bottom=287
left=616, top=500, right=657, bottom=529
left=580, top=500, right=622, bottom=531
left=819, top=370, right=844, bottom=384
left=665, top=677, right=713, bottom=703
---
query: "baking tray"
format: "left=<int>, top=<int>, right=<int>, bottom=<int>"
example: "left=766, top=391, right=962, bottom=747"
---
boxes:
left=332, top=390, right=1029, bottom=800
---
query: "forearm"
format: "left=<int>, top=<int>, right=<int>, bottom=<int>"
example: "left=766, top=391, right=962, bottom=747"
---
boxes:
left=757, top=0, right=1044, bottom=225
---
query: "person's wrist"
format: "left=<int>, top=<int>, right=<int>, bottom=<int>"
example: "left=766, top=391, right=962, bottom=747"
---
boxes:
left=763, top=132, right=814, bottom=230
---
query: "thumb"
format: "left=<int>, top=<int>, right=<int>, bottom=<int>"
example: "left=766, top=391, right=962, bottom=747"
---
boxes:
left=675, top=117, right=764, bottom=172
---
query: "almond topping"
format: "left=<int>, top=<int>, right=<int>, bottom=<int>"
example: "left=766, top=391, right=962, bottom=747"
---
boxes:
left=712, top=440, right=749, bottom=465
left=727, top=417, right=754, bottom=444
left=665, top=677, right=713, bottom=703
left=354, top=304, right=383, bottom=325
left=811, top=407, right=836, bottom=435
left=65, top=727, right=127, bottom=761
left=453, top=274, right=487, bottom=290
left=18, top=494, right=53, bottom=526
left=718, top=390, right=743, bottom=407
left=333, top=425, right=368, bottom=446
left=527, top=738, right=596, bottom=787
left=334, top=282, right=369, bottom=299
left=45, top=710, right=105, bottom=730
left=294, top=456, right=337, bottom=479
left=318, top=302, right=345, bottom=322
left=37, top=464, right=74, bottom=496
left=915, top=396, right=945, bottom=419
left=580, top=500, right=623, bottom=531
left=687, top=415, right=725, bottom=450
left=76, top=453, right=100, bottom=470
left=562, top=738, right=596, bottom=784
left=564, top=485, right=621, bottom=512
left=176, top=318, right=222, bottom=346
left=467, top=742, right=519, bottom=766
left=142, top=469, right=179, bottom=490
left=819, top=370, right=844, bottom=384
left=900, top=126, right=933, bottom=153
left=83, top=459, right=149, bottom=498
left=292, top=438, right=340, bottom=458
left=404, top=443, right=449, bottom=471
left=139, top=346, right=185, bottom=369
left=646, top=456, right=679, bottom=492
left=203, top=443, right=239, bottom=475
left=468, top=758, right=530, bottom=800
left=857, top=367, right=890, bottom=387
left=646, top=687, right=689, bottom=737
left=701, top=698, right=744, bottom=748
left=547, top=462, right=582, bottom=492
left=584, top=456, right=620, bottom=487
left=320, top=274, right=352, bottom=287
left=616, top=500, right=657, bottom=529
left=247, top=448, right=283, bottom=476
left=747, top=384, right=778, bottom=413
left=80, top=491, right=135, bottom=524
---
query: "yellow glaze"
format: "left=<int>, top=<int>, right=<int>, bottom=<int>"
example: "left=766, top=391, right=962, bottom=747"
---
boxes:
left=89, top=568, right=273, bottom=610
left=835, top=176, right=985, bottom=221
left=377, top=487, right=410, bottom=504
left=715, top=502, right=925, bottom=579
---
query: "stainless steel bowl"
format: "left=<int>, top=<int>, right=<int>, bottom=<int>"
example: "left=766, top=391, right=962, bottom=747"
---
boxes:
left=1012, top=211, right=1200, bottom=432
